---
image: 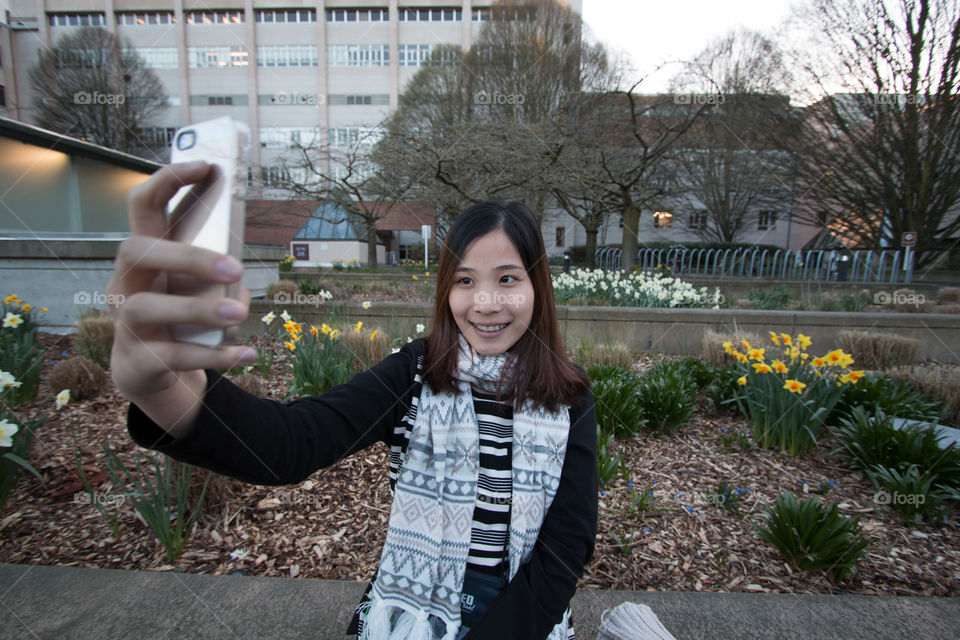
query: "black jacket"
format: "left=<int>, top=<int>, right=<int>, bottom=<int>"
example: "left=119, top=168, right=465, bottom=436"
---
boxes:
left=127, top=338, right=598, bottom=639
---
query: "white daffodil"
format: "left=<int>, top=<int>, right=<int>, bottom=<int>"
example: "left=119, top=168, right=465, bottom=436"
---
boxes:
left=416, top=323, right=425, bottom=334
left=0, top=370, right=22, bottom=389
left=362, top=301, right=371, bottom=309
left=0, top=418, right=18, bottom=447
left=56, top=389, right=71, bottom=409
left=3, top=312, right=23, bottom=328
left=280, top=310, right=292, bottom=322
left=261, top=311, right=276, bottom=325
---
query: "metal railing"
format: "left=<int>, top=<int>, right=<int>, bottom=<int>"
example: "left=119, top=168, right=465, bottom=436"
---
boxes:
left=594, top=247, right=911, bottom=283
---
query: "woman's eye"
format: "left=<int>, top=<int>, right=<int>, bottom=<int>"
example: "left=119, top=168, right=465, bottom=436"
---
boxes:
left=458, top=277, right=473, bottom=285
left=501, top=275, right=518, bottom=284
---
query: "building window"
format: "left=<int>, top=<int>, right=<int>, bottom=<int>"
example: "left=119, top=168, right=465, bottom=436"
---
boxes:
left=260, top=127, right=320, bottom=148
left=653, top=211, right=673, bottom=229
left=188, top=46, right=248, bottom=68
left=398, top=44, right=460, bottom=66
left=758, top=210, right=777, bottom=231
left=137, top=127, right=177, bottom=147
left=473, top=7, right=536, bottom=22
left=399, top=8, right=462, bottom=21
left=327, top=44, right=389, bottom=67
left=133, top=47, right=178, bottom=69
left=48, top=13, right=106, bottom=27
left=688, top=211, right=708, bottom=231
left=556, top=227, right=565, bottom=247
left=256, top=9, right=316, bottom=23
left=326, top=9, right=389, bottom=22
left=208, top=96, right=233, bottom=105
left=0, top=86, right=5, bottom=108
left=328, top=127, right=381, bottom=147
left=116, top=12, right=175, bottom=26
left=346, top=95, right=372, bottom=105
left=256, top=45, right=318, bottom=67
left=186, top=10, right=244, bottom=25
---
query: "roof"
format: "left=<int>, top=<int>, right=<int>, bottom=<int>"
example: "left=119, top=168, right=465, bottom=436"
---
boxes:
left=293, top=202, right=364, bottom=240
left=0, top=116, right=163, bottom=174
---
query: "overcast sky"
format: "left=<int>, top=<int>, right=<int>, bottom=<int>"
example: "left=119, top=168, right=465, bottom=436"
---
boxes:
left=580, top=0, right=797, bottom=92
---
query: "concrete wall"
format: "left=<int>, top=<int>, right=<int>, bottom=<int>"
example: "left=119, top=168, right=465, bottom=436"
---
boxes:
left=2, top=239, right=284, bottom=333
left=236, top=300, right=960, bottom=363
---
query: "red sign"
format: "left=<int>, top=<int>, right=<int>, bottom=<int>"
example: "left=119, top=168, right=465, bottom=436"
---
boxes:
left=902, top=232, right=917, bottom=247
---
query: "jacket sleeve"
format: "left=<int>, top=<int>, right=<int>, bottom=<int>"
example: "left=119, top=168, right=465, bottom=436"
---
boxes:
left=466, top=387, right=599, bottom=640
left=126, top=341, right=422, bottom=486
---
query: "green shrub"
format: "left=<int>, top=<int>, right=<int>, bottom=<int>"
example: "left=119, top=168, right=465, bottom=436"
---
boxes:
left=707, top=362, right=746, bottom=415
left=832, top=373, right=942, bottom=424
left=596, top=426, right=623, bottom=487
left=587, top=365, right=646, bottom=439
left=636, top=366, right=697, bottom=435
left=747, top=285, right=791, bottom=310
left=0, top=295, right=45, bottom=405
left=755, top=490, right=868, bottom=582
left=872, top=464, right=958, bottom=524
left=649, top=356, right=715, bottom=389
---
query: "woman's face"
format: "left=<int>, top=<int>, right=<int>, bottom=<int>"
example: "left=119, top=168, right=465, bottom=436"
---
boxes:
left=448, top=229, right=535, bottom=356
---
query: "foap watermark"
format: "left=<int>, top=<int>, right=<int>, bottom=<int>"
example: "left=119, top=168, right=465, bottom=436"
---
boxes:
left=473, top=291, right=526, bottom=306
left=273, top=291, right=332, bottom=306
left=74, top=91, right=125, bottom=105
left=874, top=93, right=924, bottom=106
left=271, top=90, right=325, bottom=106
left=74, top=291, right=125, bottom=306
left=73, top=491, right=126, bottom=507
left=474, top=89, right=525, bottom=106
left=674, top=93, right=725, bottom=106
left=873, top=289, right=925, bottom=307
left=874, top=490, right=925, bottom=506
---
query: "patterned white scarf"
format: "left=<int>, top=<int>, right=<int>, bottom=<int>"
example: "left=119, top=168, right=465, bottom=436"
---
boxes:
left=359, top=333, right=572, bottom=640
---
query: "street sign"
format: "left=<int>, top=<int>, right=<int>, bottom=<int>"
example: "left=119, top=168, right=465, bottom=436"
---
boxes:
left=902, top=231, right=917, bottom=247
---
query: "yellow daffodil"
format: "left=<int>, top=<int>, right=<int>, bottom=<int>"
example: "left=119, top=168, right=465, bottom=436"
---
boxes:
left=722, top=341, right=733, bottom=353
left=840, top=370, right=865, bottom=384
left=780, top=333, right=792, bottom=346
left=330, top=329, right=340, bottom=339
left=769, top=331, right=780, bottom=345
left=736, top=353, right=749, bottom=364
left=354, top=321, right=363, bottom=333
left=797, top=334, right=812, bottom=350
left=811, top=357, right=826, bottom=367
left=41, top=307, right=48, bottom=313
left=737, top=376, right=747, bottom=386
left=321, top=323, right=331, bottom=335
left=748, top=348, right=765, bottom=361
left=310, top=325, right=319, bottom=336
left=370, top=330, right=379, bottom=341
left=825, top=349, right=845, bottom=366
left=752, top=362, right=773, bottom=374
left=772, top=359, right=788, bottom=373
left=783, top=379, right=806, bottom=394
left=741, top=339, right=752, bottom=350
left=21, top=304, right=32, bottom=312
left=284, top=340, right=296, bottom=351
left=412, top=275, right=418, bottom=280
left=3, top=294, right=17, bottom=304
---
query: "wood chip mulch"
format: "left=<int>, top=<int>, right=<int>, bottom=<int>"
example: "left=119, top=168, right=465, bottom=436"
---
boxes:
left=1, top=333, right=958, bottom=598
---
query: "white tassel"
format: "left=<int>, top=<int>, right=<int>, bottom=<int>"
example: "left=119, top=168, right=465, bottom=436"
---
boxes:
left=361, top=601, right=393, bottom=640
left=440, top=620, right=459, bottom=640
left=387, top=609, right=417, bottom=640
left=597, top=602, right=677, bottom=640
left=407, top=610, right=434, bottom=640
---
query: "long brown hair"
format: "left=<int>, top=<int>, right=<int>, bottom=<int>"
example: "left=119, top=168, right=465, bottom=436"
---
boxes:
left=422, top=200, right=589, bottom=412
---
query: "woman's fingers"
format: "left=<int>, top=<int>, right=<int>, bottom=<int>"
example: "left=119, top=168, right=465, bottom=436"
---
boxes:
left=117, top=291, right=248, bottom=331
left=127, top=162, right=211, bottom=238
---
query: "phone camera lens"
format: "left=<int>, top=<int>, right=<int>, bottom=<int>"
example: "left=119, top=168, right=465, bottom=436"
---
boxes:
left=176, top=130, right=197, bottom=151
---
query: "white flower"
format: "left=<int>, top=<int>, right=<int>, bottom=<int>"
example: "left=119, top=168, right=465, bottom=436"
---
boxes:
left=0, top=418, right=18, bottom=447
left=0, top=370, right=22, bottom=389
left=229, top=549, right=248, bottom=560
left=261, top=311, right=276, bottom=325
left=415, top=323, right=425, bottom=334
left=391, top=348, right=400, bottom=354
left=56, top=389, right=70, bottom=409
left=280, top=310, right=292, bottom=322
left=362, top=301, right=371, bottom=309
left=2, top=312, right=23, bottom=328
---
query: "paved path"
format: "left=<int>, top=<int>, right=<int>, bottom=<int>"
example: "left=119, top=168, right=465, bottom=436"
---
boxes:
left=1, top=563, right=957, bottom=639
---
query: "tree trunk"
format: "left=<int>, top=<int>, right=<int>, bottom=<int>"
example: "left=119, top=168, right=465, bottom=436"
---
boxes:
left=584, top=227, right=598, bottom=268
left=620, top=205, right=641, bottom=273
left=366, top=221, right=379, bottom=271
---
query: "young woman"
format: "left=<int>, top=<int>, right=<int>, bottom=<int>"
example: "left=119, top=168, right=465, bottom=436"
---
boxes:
left=108, top=162, right=598, bottom=640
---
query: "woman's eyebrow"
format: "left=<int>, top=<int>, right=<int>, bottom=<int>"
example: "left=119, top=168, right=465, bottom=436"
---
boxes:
left=455, top=264, right=524, bottom=273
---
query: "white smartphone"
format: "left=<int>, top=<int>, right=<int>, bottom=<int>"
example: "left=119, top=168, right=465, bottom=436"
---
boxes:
left=165, top=116, right=250, bottom=347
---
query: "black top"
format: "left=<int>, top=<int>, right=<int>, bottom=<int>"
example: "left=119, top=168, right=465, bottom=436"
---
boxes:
left=126, top=338, right=598, bottom=640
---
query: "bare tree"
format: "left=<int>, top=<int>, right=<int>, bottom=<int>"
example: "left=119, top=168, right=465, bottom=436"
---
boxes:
left=786, top=0, right=960, bottom=268
left=281, top=128, right=415, bottom=270
left=29, top=26, right=168, bottom=157
left=667, top=30, right=796, bottom=243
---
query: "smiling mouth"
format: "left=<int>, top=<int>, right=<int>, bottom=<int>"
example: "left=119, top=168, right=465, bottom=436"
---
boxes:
left=472, top=322, right=509, bottom=333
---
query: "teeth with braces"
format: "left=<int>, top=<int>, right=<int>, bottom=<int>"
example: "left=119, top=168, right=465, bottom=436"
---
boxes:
left=474, top=323, right=505, bottom=332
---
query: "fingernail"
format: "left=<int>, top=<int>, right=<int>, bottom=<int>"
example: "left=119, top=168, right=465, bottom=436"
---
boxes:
left=215, top=257, right=242, bottom=281
left=184, top=160, right=207, bottom=171
left=238, top=347, right=257, bottom=363
left=218, top=302, right=245, bottom=321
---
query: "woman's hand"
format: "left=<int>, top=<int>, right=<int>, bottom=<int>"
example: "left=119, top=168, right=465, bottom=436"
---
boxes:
left=107, top=161, right=256, bottom=434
